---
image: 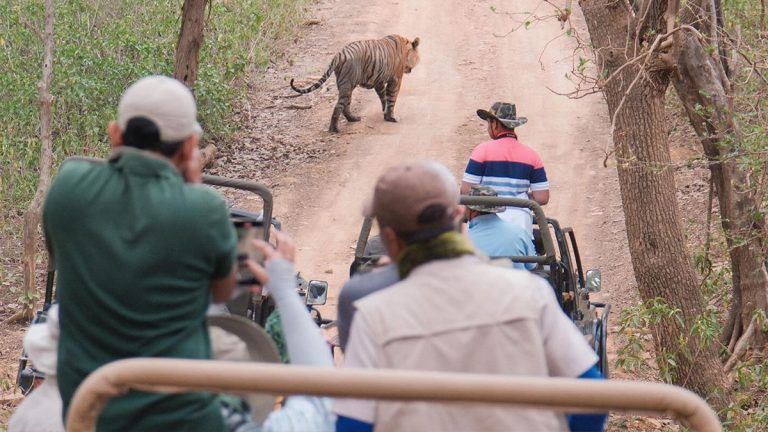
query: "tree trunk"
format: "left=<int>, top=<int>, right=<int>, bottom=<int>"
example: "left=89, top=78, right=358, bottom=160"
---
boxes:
left=10, top=0, right=55, bottom=323
left=670, top=26, right=768, bottom=351
left=174, top=0, right=209, bottom=88
left=579, top=0, right=730, bottom=406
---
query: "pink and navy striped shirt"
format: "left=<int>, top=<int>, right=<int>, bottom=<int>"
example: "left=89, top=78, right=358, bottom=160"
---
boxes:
left=463, top=136, right=548, bottom=231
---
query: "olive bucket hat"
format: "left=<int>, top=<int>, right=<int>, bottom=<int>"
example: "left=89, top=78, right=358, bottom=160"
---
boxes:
left=477, top=102, right=528, bottom=128
left=467, top=185, right=507, bottom=213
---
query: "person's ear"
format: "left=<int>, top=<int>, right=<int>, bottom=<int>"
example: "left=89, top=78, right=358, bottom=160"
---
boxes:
left=180, top=133, right=199, bottom=161
left=107, top=121, right=123, bottom=149
left=380, top=226, right=406, bottom=262
left=454, top=205, right=467, bottom=222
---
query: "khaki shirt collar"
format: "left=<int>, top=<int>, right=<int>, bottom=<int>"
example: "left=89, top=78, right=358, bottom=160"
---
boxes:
left=109, top=146, right=181, bottom=179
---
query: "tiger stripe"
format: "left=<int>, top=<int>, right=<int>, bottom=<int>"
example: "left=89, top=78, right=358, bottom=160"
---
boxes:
left=290, top=34, right=420, bottom=132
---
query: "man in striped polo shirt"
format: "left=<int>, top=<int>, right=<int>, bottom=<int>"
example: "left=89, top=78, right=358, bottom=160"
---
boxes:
left=461, top=102, right=549, bottom=234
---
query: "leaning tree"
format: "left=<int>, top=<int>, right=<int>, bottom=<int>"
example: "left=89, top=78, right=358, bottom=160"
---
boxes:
left=9, top=0, right=56, bottom=324
left=174, top=0, right=210, bottom=88
left=573, top=0, right=768, bottom=406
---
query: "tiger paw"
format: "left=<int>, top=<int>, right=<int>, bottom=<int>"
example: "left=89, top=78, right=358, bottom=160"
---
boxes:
left=328, top=124, right=340, bottom=133
left=384, top=115, right=397, bottom=123
left=345, top=114, right=361, bottom=122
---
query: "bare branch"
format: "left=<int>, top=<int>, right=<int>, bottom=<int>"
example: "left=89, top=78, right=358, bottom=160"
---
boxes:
left=633, top=0, right=654, bottom=56
left=492, top=1, right=564, bottom=37
left=735, top=47, right=768, bottom=85
left=603, top=149, right=615, bottom=168
left=537, top=31, right=568, bottom=70
left=545, top=85, right=603, bottom=99
left=609, top=33, right=667, bottom=138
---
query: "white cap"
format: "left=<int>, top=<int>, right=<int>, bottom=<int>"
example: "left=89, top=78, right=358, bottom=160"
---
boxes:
left=23, top=305, right=60, bottom=376
left=117, top=75, right=202, bottom=142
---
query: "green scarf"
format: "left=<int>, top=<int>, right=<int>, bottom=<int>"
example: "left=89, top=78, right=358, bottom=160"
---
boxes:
left=397, top=231, right=475, bottom=278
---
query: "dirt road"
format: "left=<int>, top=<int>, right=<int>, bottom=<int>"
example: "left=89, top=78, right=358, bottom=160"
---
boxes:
left=244, top=0, right=632, bottom=317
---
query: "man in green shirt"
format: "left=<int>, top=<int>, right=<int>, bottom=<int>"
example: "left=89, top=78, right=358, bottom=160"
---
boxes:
left=44, top=75, right=237, bottom=431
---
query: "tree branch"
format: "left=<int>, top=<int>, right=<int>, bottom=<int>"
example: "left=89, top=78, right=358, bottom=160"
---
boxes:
left=633, top=0, right=654, bottom=55
left=610, top=32, right=667, bottom=138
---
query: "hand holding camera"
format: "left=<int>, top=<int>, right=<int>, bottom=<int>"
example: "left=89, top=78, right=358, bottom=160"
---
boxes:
left=232, top=219, right=265, bottom=298
left=243, top=227, right=295, bottom=284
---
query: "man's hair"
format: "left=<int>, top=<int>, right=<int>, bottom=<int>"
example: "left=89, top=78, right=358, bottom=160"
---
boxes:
left=388, top=204, right=457, bottom=244
left=492, top=118, right=514, bottom=132
left=122, top=117, right=185, bottom=157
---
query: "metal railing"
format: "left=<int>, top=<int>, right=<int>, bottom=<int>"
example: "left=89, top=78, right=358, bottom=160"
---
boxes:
left=354, top=195, right=556, bottom=264
left=66, top=359, right=722, bottom=432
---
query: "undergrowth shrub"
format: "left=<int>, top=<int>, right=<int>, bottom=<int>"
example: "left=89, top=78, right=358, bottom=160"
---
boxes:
left=0, top=0, right=306, bottom=213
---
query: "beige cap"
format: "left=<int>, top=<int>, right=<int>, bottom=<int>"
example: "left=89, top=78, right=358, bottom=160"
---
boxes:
left=117, top=75, right=202, bottom=142
left=365, top=160, right=459, bottom=233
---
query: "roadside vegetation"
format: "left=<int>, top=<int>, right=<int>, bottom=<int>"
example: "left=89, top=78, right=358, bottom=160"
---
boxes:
left=0, top=0, right=306, bottom=305
left=583, top=0, right=768, bottom=428
left=0, top=0, right=306, bottom=423
left=0, top=0, right=306, bottom=214
left=497, top=0, right=765, bottom=428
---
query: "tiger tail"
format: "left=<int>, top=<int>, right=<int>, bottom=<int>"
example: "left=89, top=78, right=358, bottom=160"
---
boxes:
left=289, top=55, right=340, bottom=94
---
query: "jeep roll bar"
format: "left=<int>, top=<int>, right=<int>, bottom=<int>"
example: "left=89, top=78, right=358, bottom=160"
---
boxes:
left=354, top=196, right=556, bottom=264
left=66, top=359, right=722, bottom=432
left=201, top=174, right=273, bottom=241
left=63, top=156, right=273, bottom=241
left=461, top=195, right=556, bottom=264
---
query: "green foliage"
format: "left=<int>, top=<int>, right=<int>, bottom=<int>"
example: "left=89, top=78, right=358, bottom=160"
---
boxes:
left=614, top=298, right=682, bottom=375
left=577, top=56, right=589, bottom=74
left=721, top=0, right=768, bottom=232
left=615, top=295, right=723, bottom=382
left=615, top=252, right=768, bottom=429
left=721, top=359, right=768, bottom=431
left=18, top=286, right=40, bottom=311
left=614, top=306, right=648, bottom=373
left=0, top=0, right=306, bottom=213
left=699, top=1, right=768, bottom=425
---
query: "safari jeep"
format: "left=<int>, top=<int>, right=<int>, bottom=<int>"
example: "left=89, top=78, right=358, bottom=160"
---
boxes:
left=351, top=195, right=610, bottom=377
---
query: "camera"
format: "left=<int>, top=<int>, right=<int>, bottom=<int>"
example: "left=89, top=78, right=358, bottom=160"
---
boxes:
left=232, top=218, right=266, bottom=289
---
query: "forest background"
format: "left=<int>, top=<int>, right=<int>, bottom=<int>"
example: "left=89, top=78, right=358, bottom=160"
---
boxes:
left=1, top=0, right=767, bottom=430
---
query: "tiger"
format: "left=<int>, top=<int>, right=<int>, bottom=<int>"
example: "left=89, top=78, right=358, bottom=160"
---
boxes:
left=290, top=34, right=421, bottom=132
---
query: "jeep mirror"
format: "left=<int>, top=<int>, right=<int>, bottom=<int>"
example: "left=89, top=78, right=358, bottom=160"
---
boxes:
left=306, top=280, right=328, bottom=305
left=586, top=269, right=602, bottom=292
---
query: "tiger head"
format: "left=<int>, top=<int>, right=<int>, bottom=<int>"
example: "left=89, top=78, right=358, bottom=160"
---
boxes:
left=404, top=37, right=420, bottom=74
